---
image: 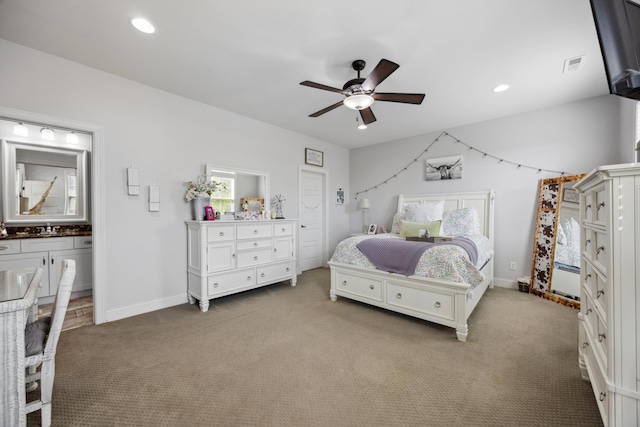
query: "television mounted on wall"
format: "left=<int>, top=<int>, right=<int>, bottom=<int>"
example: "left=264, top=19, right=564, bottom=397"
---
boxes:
left=590, top=0, right=640, bottom=100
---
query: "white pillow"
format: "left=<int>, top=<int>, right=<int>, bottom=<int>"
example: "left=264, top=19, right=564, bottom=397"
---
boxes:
left=440, top=207, right=481, bottom=236
left=402, top=200, right=445, bottom=222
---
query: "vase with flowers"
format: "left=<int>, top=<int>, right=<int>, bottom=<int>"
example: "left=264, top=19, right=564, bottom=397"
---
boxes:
left=185, top=175, right=225, bottom=221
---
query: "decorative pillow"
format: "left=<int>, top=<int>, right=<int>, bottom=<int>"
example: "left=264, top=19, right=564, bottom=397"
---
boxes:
left=399, top=220, right=442, bottom=238
left=391, top=213, right=405, bottom=234
left=562, top=217, right=580, bottom=248
left=402, top=200, right=445, bottom=222
left=25, top=318, right=50, bottom=357
left=556, top=223, right=567, bottom=246
left=440, top=207, right=481, bottom=236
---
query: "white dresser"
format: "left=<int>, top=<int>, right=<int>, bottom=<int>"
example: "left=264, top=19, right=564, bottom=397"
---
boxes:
left=186, top=220, right=298, bottom=312
left=575, top=164, right=640, bottom=427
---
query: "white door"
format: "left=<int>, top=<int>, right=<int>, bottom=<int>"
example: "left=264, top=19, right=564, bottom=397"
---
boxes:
left=298, top=167, right=326, bottom=271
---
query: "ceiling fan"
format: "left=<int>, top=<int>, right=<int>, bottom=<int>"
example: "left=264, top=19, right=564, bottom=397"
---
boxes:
left=300, top=59, right=425, bottom=126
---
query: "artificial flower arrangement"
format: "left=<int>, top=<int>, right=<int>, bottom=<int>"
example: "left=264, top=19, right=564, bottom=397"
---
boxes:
left=185, top=175, right=225, bottom=201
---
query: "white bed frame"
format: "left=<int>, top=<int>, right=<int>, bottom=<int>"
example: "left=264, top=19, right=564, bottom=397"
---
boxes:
left=329, top=190, right=495, bottom=342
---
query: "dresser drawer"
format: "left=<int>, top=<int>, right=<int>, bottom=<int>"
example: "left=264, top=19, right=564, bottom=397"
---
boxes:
left=584, top=335, right=609, bottom=421
left=583, top=228, right=608, bottom=275
left=0, top=240, right=21, bottom=255
left=583, top=296, right=596, bottom=335
left=583, top=183, right=608, bottom=227
left=208, top=268, right=255, bottom=296
left=236, top=248, right=272, bottom=268
left=236, top=223, right=272, bottom=240
left=74, top=236, right=93, bottom=248
left=583, top=261, right=607, bottom=315
left=256, top=261, right=294, bottom=285
left=335, top=271, right=383, bottom=302
left=387, top=282, right=455, bottom=321
left=21, top=237, right=73, bottom=253
left=236, top=238, right=272, bottom=251
left=208, top=225, right=235, bottom=242
left=273, top=222, right=293, bottom=236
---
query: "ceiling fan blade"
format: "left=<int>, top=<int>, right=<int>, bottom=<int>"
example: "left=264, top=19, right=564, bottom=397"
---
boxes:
left=361, top=59, right=400, bottom=92
left=300, top=80, right=347, bottom=94
left=373, top=92, right=425, bottom=104
left=359, top=108, right=377, bottom=125
left=309, top=100, right=344, bottom=117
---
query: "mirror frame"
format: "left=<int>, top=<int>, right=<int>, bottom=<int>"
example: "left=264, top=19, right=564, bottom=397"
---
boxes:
left=1, top=139, right=89, bottom=224
left=204, top=164, right=270, bottom=215
left=529, top=173, right=585, bottom=309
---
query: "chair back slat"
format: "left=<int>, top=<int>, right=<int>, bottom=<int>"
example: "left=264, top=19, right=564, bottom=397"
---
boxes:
left=44, top=259, right=76, bottom=357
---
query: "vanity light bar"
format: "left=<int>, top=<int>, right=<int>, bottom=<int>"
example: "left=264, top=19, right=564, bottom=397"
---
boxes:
left=0, top=117, right=90, bottom=145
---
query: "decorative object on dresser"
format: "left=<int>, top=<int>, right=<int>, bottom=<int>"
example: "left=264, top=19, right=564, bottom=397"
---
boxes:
left=529, top=174, right=585, bottom=308
left=575, top=163, right=640, bottom=427
left=186, top=219, right=298, bottom=312
left=271, top=194, right=286, bottom=219
left=184, top=175, right=225, bottom=221
left=329, top=190, right=494, bottom=342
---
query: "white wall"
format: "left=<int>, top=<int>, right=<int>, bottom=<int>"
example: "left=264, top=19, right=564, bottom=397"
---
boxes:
left=0, top=39, right=350, bottom=320
left=349, top=95, right=625, bottom=286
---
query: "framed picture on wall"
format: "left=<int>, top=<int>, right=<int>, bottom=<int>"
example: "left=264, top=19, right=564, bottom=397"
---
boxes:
left=305, top=148, right=323, bottom=167
left=562, top=188, right=579, bottom=204
left=336, top=188, right=345, bottom=205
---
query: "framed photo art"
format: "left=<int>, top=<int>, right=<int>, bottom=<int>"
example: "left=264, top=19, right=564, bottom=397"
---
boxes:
left=305, top=148, right=323, bottom=167
left=562, top=187, right=579, bottom=204
left=205, top=206, right=215, bottom=220
left=336, top=188, right=345, bottom=205
left=367, top=224, right=378, bottom=235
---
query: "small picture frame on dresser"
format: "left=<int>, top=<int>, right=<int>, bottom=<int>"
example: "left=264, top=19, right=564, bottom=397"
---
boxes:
left=205, top=206, right=215, bottom=221
left=367, top=224, right=377, bottom=235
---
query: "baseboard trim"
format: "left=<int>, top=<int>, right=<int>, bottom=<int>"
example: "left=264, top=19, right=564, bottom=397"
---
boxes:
left=493, top=277, right=518, bottom=290
left=106, top=294, right=187, bottom=322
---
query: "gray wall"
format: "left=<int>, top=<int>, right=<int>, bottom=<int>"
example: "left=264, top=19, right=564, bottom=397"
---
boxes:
left=0, top=39, right=350, bottom=320
left=349, top=95, right=628, bottom=286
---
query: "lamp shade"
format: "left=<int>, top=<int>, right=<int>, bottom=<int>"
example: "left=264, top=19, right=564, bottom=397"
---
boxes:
left=343, top=94, right=374, bottom=110
left=358, top=198, right=370, bottom=209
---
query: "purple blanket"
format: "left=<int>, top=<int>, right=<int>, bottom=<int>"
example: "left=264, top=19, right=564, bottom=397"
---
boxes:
left=356, top=237, right=478, bottom=276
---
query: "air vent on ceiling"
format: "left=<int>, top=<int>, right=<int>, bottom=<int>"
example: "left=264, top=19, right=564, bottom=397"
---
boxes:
left=563, top=55, right=585, bottom=73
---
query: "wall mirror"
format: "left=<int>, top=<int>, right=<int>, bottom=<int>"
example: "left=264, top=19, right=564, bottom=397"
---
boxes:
left=530, top=173, right=585, bottom=309
left=204, top=164, right=269, bottom=216
left=1, top=139, right=89, bottom=224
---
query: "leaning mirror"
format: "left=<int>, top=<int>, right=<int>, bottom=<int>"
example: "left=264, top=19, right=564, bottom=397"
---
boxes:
left=1, top=139, right=89, bottom=224
left=530, top=173, right=585, bottom=308
left=204, top=164, right=269, bottom=217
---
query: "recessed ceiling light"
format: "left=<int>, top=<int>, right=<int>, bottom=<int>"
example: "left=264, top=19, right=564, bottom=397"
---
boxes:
left=131, top=18, right=155, bottom=34
left=493, top=84, right=510, bottom=93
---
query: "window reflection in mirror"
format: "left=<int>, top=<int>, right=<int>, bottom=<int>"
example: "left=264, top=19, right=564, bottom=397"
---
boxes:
left=205, top=164, right=269, bottom=216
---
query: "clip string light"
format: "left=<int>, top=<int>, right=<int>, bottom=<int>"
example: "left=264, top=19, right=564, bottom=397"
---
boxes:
left=354, top=131, right=571, bottom=199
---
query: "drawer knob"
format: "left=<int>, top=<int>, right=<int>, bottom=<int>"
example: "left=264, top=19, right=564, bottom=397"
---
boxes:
left=261, top=273, right=265, bottom=278
left=584, top=239, right=591, bottom=249
left=597, top=201, right=605, bottom=211
left=585, top=203, right=591, bottom=212
left=219, top=232, right=225, bottom=236
left=596, top=245, right=605, bottom=255
left=586, top=308, right=592, bottom=315
left=585, top=273, right=591, bottom=281
left=286, top=268, right=290, bottom=272
left=82, top=240, right=92, bottom=245
left=342, top=281, right=347, bottom=286
left=597, top=289, right=605, bottom=299
left=435, top=301, right=441, bottom=308
left=0, top=245, right=8, bottom=251
left=599, top=392, right=606, bottom=401
left=598, top=333, right=606, bottom=342
left=254, top=230, right=259, bottom=234
left=254, top=256, right=259, bottom=261
left=582, top=342, right=589, bottom=349
left=369, top=285, right=374, bottom=290
left=253, top=242, right=258, bottom=247
left=247, top=276, right=252, bottom=281
left=213, top=283, right=219, bottom=288
left=281, top=228, right=286, bottom=232
left=396, top=293, right=402, bottom=299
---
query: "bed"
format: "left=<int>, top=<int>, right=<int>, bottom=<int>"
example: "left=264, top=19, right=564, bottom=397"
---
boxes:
left=328, top=190, right=495, bottom=342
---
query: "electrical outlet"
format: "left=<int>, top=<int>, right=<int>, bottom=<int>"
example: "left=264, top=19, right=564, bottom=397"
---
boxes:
left=510, top=261, right=517, bottom=270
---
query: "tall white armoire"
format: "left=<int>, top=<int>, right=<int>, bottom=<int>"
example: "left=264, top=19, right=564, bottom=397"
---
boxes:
left=575, top=163, right=640, bottom=427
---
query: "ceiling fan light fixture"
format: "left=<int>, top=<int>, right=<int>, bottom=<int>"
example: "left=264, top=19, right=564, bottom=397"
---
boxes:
left=131, top=18, right=155, bottom=34
left=343, top=94, right=374, bottom=110
left=356, top=115, right=367, bottom=130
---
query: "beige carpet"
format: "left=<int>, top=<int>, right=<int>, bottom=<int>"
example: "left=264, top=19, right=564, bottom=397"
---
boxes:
left=28, top=268, right=603, bottom=426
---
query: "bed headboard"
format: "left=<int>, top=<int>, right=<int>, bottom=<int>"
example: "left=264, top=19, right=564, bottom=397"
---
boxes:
left=397, top=190, right=495, bottom=242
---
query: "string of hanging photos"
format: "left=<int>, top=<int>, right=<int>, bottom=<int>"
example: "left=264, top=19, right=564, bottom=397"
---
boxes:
left=354, top=131, right=571, bottom=200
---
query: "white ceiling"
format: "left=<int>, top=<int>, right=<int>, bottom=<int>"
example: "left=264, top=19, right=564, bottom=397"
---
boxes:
left=0, top=0, right=609, bottom=149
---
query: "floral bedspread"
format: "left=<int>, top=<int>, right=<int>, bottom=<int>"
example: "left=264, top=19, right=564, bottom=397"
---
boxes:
left=330, top=233, right=493, bottom=286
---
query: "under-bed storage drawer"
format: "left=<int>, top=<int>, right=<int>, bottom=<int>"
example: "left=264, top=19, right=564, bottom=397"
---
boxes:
left=335, top=272, right=383, bottom=301
left=387, top=282, right=455, bottom=321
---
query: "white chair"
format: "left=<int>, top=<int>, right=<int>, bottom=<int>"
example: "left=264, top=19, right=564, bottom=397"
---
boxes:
left=24, top=259, right=76, bottom=427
